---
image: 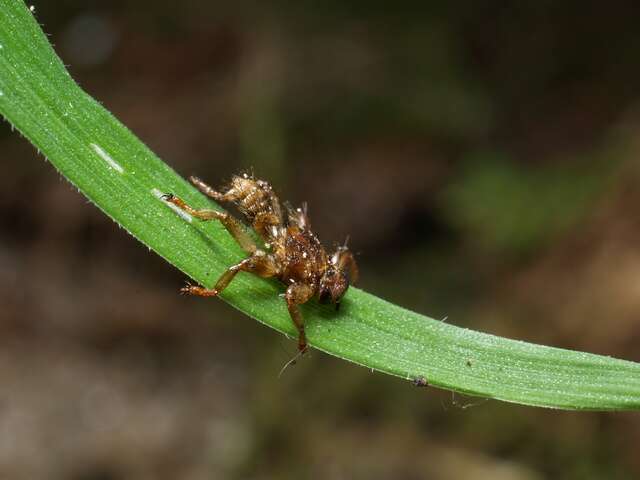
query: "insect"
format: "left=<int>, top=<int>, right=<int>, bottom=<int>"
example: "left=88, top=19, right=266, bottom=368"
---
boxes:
left=411, top=376, right=429, bottom=387
left=163, top=173, right=358, bottom=354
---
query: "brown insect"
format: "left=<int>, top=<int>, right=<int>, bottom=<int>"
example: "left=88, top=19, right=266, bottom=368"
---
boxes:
left=163, top=174, right=358, bottom=354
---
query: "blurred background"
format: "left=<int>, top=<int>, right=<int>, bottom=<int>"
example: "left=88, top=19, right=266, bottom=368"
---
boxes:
left=1, top=1, right=640, bottom=478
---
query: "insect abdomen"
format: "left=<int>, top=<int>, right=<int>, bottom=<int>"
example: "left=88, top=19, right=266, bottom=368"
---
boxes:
left=230, top=176, right=282, bottom=240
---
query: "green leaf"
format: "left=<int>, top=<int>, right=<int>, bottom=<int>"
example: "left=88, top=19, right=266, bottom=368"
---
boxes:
left=1, top=0, right=639, bottom=410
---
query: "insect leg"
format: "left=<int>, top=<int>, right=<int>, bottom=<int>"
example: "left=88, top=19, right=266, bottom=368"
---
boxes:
left=163, top=194, right=257, bottom=254
left=183, top=253, right=279, bottom=297
left=190, top=176, right=240, bottom=202
left=284, top=283, right=315, bottom=353
left=252, top=211, right=283, bottom=239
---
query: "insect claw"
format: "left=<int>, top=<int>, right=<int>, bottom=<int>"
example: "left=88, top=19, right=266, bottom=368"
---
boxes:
left=161, top=193, right=175, bottom=201
left=181, top=282, right=219, bottom=297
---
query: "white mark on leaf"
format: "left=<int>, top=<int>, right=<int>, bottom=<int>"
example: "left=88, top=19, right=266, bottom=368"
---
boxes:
left=90, top=143, right=124, bottom=173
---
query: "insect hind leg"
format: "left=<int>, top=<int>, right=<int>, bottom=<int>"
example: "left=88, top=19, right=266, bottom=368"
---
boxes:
left=183, top=254, right=279, bottom=296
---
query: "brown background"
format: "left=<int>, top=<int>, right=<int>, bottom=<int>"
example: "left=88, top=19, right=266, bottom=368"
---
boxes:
left=1, top=1, right=640, bottom=479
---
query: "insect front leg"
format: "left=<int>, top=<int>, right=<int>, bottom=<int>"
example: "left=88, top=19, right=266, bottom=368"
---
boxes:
left=189, top=176, right=240, bottom=203
left=162, top=194, right=258, bottom=254
left=284, top=283, right=315, bottom=353
left=183, top=253, right=279, bottom=297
